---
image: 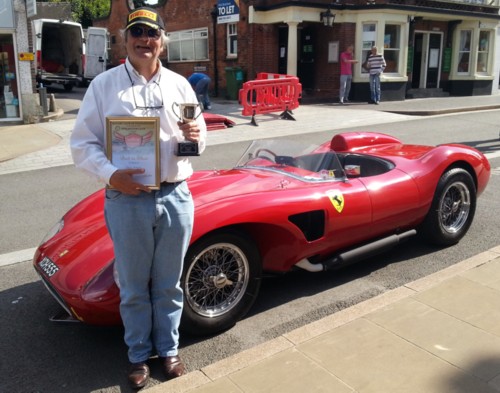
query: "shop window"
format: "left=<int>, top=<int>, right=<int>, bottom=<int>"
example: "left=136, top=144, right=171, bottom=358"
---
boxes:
left=457, top=30, right=471, bottom=74
left=477, top=30, right=490, bottom=74
left=227, top=23, right=237, bottom=58
left=0, top=34, right=19, bottom=119
left=361, top=23, right=376, bottom=74
left=167, top=28, right=209, bottom=62
left=383, top=24, right=400, bottom=73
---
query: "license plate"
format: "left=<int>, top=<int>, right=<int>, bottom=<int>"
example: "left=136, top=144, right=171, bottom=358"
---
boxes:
left=38, top=257, right=59, bottom=277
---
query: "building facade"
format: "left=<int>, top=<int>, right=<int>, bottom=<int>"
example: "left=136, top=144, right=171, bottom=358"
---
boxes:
left=79, top=1, right=500, bottom=102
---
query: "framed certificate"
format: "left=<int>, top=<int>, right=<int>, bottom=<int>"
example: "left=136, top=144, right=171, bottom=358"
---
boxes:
left=106, top=116, right=161, bottom=189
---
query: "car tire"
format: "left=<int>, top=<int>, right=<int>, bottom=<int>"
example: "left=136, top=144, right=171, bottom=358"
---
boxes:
left=420, top=167, right=476, bottom=246
left=181, top=230, right=262, bottom=335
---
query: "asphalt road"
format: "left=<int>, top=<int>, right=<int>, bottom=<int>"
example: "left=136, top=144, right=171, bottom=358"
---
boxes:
left=1, top=101, right=499, bottom=392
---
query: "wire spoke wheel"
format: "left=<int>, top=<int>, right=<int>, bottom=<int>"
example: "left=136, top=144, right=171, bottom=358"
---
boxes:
left=181, top=231, right=261, bottom=335
left=420, top=168, right=476, bottom=246
left=438, top=181, right=471, bottom=234
left=186, top=243, right=249, bottom=318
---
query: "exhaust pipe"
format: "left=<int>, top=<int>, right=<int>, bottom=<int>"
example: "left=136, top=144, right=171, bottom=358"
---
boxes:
left=295, top=229, right=417, bottom=272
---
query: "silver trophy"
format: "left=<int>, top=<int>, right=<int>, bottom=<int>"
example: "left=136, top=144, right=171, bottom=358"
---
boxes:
left=172, top=102, right=202, bottom=156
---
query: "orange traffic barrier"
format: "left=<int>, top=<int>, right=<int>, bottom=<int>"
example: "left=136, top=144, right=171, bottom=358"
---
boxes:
left=239, top=73, right=302, bottom=126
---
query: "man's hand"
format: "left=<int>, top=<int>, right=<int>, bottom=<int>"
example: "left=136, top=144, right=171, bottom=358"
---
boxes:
left=109, top=169, right=151, bottom=195
left=178, top=121, right=201, bottom=143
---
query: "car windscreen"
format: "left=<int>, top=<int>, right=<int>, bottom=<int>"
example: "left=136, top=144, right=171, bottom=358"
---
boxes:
left=235, top=139, right=346, bottom=182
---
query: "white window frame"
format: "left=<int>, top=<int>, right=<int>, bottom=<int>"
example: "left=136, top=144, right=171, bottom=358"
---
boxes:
left=361, top=22, right=377, bottom=74
left=167, top=28, right=209, bottom=62
left=457, top=29, right=472, bottom=75
left=476, top=30, right=491, bottom=75
left=227, top=23, right=237, bottom=58
left=383, top=24, right=402, bottom=74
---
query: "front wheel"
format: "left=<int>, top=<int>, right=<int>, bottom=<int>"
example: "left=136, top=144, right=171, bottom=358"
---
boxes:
left=180, top=231, right=262, bottom=335
left=420, top=168, right=476, bottom=246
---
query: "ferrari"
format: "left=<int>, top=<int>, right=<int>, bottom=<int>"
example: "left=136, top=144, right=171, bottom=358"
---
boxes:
left=33, top=132, right=490, bottom=335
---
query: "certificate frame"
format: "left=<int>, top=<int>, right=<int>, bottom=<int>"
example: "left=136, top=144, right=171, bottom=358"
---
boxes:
left=106, top=116, right=161, bottom=190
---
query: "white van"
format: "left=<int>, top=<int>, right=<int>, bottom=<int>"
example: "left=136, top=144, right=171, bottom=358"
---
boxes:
left=32, top=19, right=85, bottom=92
left=84, top=27, right=109, bottom=84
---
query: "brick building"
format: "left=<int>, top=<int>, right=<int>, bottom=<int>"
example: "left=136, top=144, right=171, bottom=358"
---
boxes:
left=95, top=0, right=500, bottom=102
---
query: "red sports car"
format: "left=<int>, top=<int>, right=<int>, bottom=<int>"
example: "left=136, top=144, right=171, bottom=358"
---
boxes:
left=33, top=132, right=490, bottom=335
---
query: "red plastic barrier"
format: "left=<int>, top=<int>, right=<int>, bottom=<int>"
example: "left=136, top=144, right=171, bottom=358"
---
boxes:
left=256, top=72, right=296, bottom=80
left=239, top=73, right=302, bottom=125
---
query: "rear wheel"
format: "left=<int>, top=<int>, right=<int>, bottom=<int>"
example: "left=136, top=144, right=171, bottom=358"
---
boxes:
left=420, top=168, right=476, bottom=246
left=181, top=231, right=262, bottom=335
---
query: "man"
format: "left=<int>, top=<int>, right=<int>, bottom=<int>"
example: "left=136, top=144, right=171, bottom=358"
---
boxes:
left=339, top=44, right=358, bottom=104
left=188, top=72, right=212, bottom=110
left=70, top=7, right=207, bottom=390
left=366, top=46, right=386, bottom=104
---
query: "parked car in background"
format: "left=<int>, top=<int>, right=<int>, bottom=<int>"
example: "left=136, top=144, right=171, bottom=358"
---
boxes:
left=33, top=132, right=490, bottom=336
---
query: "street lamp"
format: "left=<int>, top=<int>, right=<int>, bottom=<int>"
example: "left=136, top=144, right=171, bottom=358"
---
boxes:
left=320, top=7, right=335, bottom=27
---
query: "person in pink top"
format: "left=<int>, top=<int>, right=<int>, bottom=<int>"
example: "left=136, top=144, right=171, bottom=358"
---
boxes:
left=339, top=44, right=358, bottom=104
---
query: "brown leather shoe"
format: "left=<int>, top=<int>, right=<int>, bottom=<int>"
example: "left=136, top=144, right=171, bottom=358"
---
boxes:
left=128, top=362, right=150, bottom=390
left=161, top=355, right=187, bottom=380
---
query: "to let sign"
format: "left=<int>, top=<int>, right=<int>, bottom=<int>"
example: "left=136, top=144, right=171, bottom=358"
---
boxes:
left=217, top=0, right=240, bottom=24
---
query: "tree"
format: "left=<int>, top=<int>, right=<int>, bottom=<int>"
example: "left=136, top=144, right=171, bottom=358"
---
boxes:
left=40, top=0, right=111, bottom=28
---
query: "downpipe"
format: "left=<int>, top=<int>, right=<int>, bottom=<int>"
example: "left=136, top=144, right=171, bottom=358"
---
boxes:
left=295, top=229, right=417, bottom=272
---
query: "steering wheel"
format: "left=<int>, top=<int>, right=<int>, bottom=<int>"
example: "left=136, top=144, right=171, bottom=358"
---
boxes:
left=255, top=148, right=277, bottom=162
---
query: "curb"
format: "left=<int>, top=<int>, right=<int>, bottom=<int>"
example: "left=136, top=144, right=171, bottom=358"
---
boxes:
left=144, top=245, right=500, bottom=392
left=41, top=107, right=64, bottom=122
left=385, top=104, right=500, bottom=116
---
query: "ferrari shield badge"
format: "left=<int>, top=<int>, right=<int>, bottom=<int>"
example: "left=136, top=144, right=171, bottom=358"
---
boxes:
left=327, top=190, right=344, bottom=213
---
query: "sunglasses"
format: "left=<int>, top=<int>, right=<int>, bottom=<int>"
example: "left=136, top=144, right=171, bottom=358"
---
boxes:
left=129, top=25, right=162, bottom=40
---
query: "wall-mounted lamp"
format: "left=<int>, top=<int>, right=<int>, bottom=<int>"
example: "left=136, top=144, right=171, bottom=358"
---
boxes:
left=407, top=15, right=415, bottom=23
left=478, top=21, right=483, bottom=29
left=320, top=6, right=335, bottom=27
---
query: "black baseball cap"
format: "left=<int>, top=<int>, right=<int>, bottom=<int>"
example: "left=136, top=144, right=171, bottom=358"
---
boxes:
left=126, top=7, right=165, bottom=31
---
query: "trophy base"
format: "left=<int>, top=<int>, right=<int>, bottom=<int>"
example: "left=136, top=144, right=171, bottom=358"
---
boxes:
left=176, top=142, right=200, bottom=156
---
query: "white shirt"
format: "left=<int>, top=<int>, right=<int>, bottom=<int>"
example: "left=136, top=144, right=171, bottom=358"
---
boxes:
left=70, top=59, right=207, bottom=184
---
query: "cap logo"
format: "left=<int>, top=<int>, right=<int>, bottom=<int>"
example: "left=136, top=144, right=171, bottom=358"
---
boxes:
left=128, top=9, right=158, bottom=24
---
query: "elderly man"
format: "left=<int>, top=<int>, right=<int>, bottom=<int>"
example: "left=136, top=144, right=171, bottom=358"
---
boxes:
left=70, top=7, right=207, bottom=389
left=366, top=46, right=386, bottom=104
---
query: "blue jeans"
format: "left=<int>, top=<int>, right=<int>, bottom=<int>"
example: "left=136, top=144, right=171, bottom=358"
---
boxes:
left=104, top=181, right=194, bottom=364
left=195, top=77, right=211, bottom=109
left=339, top=74, right=352, bottom=101
left=369, top=73, right=381, bottom=102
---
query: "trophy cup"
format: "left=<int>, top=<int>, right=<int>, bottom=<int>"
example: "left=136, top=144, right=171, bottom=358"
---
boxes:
left=172, top=102, right=202, bottom=156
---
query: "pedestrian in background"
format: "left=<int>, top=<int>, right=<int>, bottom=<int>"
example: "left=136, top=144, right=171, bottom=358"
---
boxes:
left=188, top=72, right=212, bottom=110
left=339, top=44, right=358, bottom=104
left=366, top=46, right=386, bottom=104
left=70, top=7, right=207, bottom=390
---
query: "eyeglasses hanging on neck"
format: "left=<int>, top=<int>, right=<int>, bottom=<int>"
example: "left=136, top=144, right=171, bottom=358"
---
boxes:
left=124, top=64, right=164, bottom=110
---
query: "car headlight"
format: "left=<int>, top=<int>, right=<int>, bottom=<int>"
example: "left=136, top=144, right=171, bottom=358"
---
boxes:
left=39, top=219, right=64, bottom=245
left=82, top=260, right=120, bottom=302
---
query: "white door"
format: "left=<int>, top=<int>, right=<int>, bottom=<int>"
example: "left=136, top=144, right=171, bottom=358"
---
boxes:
left=84, top=27, right=107, bottom=80
left=412, top=31, right=443, bottom=89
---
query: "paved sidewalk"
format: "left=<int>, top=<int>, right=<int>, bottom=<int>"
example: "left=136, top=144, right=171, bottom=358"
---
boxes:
left=1, top=94, right=499, bottom=176
left=146, top=246, right=500, bottom=393
left=2, top=94, right=500, bottom=392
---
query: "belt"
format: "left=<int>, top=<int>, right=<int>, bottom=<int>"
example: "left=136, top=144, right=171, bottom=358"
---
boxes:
left=161, top=180, right=185, bottom=186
